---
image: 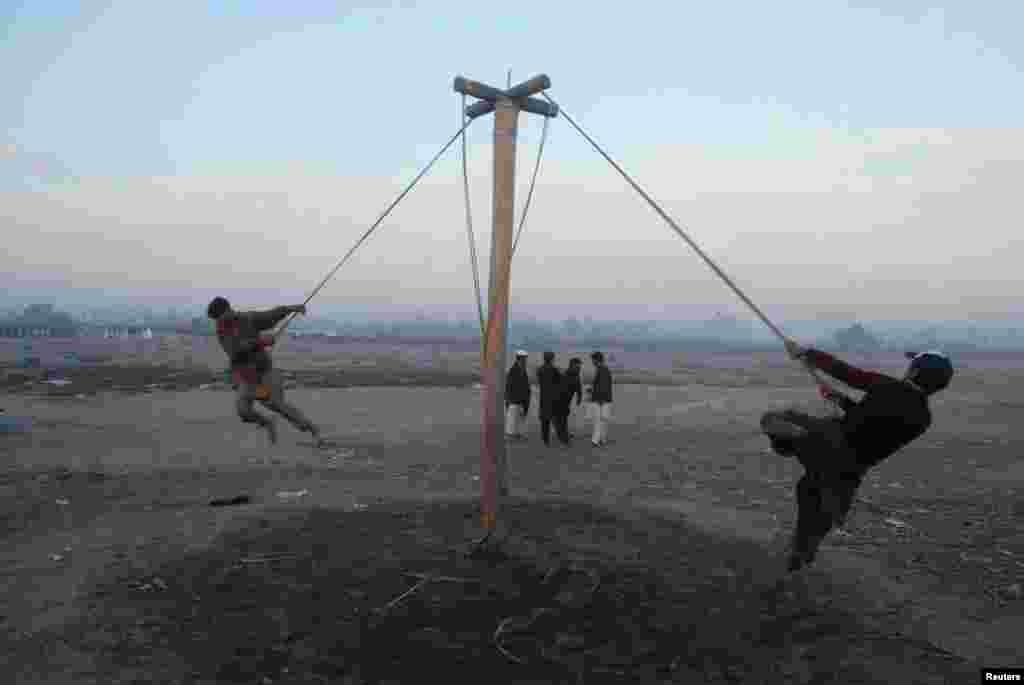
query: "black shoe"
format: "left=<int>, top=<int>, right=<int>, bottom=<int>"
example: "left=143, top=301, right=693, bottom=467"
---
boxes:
left=786, top=553, right=805, bottom=573
left=762, top=414, right=808, bottom=439
left=769, top=437, right=798, bottom=456
left=785, top=545, right=815, bottom=573
left=786, top=533, right=823, bottom=573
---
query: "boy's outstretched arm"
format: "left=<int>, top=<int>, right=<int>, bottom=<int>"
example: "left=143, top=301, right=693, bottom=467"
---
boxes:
left=249, top=305, right=306, bottom=332
left=804, top=348, right=891, bottom=392
left=820, top=385, right=856, bottom=412
left=786, top=339, right=891, bottom=392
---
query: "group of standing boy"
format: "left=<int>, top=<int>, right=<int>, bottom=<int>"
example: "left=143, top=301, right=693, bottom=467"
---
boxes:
left=504, top=350, right=612, bottom=447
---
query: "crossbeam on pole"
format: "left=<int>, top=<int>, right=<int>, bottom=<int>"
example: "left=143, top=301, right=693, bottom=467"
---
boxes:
left=454, top=74, right=558, bottom=120
left=466, top=97, right=557, bottom=120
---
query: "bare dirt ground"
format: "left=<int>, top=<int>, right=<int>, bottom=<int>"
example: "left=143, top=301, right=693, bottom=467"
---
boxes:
left=1, top=337, right=1021, bottom=683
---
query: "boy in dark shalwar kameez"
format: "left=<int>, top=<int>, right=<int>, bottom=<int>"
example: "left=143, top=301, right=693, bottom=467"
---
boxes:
left=762, top=340, right=954, bottom=572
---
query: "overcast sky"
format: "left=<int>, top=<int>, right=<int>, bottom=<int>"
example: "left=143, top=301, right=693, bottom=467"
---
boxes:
left=3, top=1, right=1022, bottom=323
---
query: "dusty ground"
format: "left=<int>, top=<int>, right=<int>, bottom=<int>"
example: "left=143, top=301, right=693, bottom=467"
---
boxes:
left=1, top=338, right=1022, bottom=683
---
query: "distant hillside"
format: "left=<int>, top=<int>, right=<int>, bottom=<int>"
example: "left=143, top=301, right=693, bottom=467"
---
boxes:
left=3, top=298, right=1023, bottom=354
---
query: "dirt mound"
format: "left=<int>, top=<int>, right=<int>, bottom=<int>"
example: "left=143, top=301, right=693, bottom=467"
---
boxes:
left=54, top=498, right=977, bottom=684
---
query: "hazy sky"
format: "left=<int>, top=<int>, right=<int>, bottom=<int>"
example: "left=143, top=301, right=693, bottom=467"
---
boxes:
left=3, top=1, right=1022, bottom=323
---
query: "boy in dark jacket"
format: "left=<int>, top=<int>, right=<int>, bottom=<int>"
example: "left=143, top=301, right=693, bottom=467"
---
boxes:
left=762, top=340, right=954, bottom=572
left=536, top=351, right=568, bottom=446
left=588, top=351, right=613, bottom=446
left=207, top=296, right=321, bottom=446
left=505, top=350, right=530, bottom=440
left=557, top=358, right=584, bottom=441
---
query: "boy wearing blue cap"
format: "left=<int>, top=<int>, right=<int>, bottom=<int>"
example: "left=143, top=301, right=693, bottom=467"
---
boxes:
left=762, top=341, right=954, bottom=572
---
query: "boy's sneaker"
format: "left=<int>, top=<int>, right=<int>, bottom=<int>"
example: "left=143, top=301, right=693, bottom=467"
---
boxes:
left=785, top=552, right=805, bottom=573
left=769, top=436, right=798, bottom=457
left=761, top=414, right=809, bottom=440
left=784, top=533, right=822, bottom=573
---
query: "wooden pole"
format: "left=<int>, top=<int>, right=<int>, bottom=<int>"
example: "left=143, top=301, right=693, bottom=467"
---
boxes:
left=453, top=73, right=554, bottom=538
left=480, top=96, right=520, bottom=532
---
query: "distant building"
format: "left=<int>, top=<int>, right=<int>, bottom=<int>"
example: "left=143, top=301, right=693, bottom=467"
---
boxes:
left=832, top=323, right=883, bottom=354
left=101, top=326, right=154, bottom=339
left=0, top=304, right=78, bottom=338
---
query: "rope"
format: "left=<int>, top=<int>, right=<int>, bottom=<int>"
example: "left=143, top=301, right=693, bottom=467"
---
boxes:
left=461, top=93, right=487, bottom=338
left=511, top=105, right=550, bottom=257
left=541, top=92, right=837, bottom=410
left=272, top=117, right=478, bottom=341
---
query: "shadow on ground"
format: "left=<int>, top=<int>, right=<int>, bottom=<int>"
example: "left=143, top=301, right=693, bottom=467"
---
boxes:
left=32, top=498, right=977, bottom=684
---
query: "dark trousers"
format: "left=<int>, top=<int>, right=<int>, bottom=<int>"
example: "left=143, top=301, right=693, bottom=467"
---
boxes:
left=541, top=411, right=571, bottom=446
left=761, top=409, right=864, bottom=554
left=553, top=412, right=570, bottom=444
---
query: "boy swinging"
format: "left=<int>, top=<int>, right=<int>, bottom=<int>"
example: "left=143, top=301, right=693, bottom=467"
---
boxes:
left=207, top=297, right=322, bottom=446
left=763, top=340, right=954, bottom=572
